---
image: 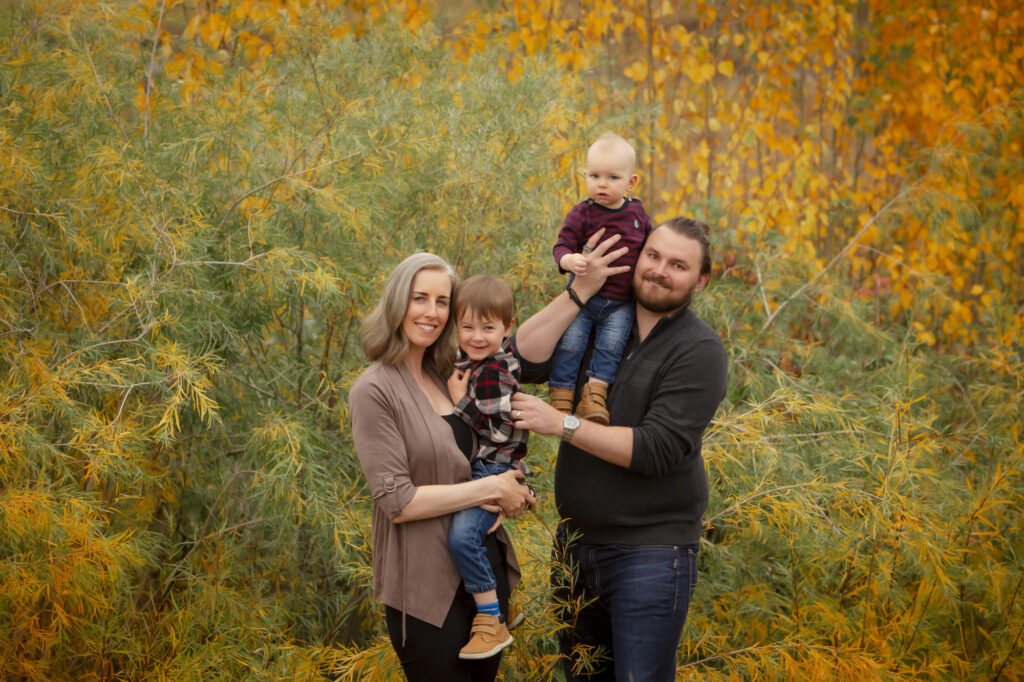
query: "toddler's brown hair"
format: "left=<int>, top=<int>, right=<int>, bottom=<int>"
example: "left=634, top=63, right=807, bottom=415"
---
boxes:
left=453, top=275, right=514, bottom=326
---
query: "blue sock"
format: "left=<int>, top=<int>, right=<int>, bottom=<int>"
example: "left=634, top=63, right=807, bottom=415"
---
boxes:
left=477, top=600, right=501, bottom=617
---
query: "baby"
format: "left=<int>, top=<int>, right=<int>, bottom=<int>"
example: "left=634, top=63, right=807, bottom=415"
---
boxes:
left=550, top=133, right=653, bottom=423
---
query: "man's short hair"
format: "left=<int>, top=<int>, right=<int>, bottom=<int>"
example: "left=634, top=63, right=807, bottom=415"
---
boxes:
left=656, top=216, right=712, bottom=277
left=454, top=275, right=515, bottom=326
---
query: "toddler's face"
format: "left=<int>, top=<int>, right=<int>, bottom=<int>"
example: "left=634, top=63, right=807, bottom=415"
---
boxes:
left=457, top=311, right=512, bottom=362
left=585, top=145, right=637, bottom=209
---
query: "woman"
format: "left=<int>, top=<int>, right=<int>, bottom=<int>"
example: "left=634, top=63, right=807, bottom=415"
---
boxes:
left=349, top=252, right=535, bottom=681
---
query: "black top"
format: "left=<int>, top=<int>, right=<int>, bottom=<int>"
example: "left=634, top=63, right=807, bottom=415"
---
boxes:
left=517, top=305, right=727, bottom=546
left=442, top=413, right=474, bottom=460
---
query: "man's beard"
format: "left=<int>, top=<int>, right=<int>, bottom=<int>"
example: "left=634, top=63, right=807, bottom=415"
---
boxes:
left=634, top=273, right=699, bottom=314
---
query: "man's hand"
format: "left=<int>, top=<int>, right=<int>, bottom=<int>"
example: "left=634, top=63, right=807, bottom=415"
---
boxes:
left=560, top=253, right=588, bottom=275
left=510, top=391, right=565, bottom=438
left=571, top=228, right=631, bottom=299
left=447, top=368, right=470, bottom=404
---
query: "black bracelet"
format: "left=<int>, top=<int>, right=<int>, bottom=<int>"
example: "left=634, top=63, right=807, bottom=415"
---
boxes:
left=565, top=281, right=585, bottom=309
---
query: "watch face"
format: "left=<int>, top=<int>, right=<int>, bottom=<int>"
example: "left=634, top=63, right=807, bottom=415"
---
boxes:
left=564, top=415, right=581, bottom=429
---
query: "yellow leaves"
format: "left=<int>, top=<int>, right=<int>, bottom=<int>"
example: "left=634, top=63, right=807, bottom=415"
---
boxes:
left=152, top=344, right=222, bottom=440
left=0, top=487, right=147, bottom=656
left=623, top=59, right=647, bottom=83
left=717, top=60, right=734, bottom=77
left=693, top=62, right=716, bottom=85
left=556, top=49, right=589, bottom=71
left=583, top=8, right=612, bottom=38
left=239, top=195, right=272, bottom=218
left=912, top=322, right=937, bottom=347
left=402, top=2, right=433, bottom=32
left=199, top=12, right=231, bottom=50
left=133, top=80, right=156, bottom=116
left=695, top=139, right=711, bottom=160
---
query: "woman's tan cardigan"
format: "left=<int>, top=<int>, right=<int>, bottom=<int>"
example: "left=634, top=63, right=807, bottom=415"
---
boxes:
left=349, top=361, right=520, bottom=628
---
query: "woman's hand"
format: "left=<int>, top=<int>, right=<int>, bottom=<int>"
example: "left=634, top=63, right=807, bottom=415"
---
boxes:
left=570, top=228, right=631, bottom=299
left=484, top=507, right=507, bottom=534
left=490, top=469, right=535, bottom=519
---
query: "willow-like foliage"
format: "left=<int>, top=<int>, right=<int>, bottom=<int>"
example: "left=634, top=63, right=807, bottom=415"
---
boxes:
left=0, top=2, right=569, bottom=678
left=1, top=2, right=1020, bottom=681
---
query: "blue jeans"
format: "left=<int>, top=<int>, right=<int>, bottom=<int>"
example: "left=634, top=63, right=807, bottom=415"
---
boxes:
left=449, top=460, right=514, bottom=594
left=552, top=524, right=699, bottom=682
left=550, top=294, right=633, bottom=390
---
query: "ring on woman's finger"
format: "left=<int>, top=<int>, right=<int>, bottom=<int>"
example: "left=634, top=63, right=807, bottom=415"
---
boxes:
left=514, top=410, right=521, bottom=419
left=582, top=245, right=593, bottom=254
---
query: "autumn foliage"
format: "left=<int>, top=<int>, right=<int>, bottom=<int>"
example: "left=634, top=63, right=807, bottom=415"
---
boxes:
left=1, top=0, right=1021, bottom=679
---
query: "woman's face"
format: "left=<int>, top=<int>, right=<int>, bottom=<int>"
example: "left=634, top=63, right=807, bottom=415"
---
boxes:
left=401, top=268, right=452, bottom=352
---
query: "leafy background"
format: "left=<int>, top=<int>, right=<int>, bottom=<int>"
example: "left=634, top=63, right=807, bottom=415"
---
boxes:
left=0, top=0, right=1021, bottom=679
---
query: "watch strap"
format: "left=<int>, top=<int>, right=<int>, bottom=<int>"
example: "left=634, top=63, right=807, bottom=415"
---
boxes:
left=565, top=282, right=585, bottom=309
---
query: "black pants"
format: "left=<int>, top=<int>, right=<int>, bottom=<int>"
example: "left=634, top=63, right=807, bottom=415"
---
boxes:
left=385, top=534, right=511, bottom=682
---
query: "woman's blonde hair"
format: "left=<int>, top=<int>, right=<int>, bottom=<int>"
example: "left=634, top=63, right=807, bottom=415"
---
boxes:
left=360, top=252, right=458, bottom=375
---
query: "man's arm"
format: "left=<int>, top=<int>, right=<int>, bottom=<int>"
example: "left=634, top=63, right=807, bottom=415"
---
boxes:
left=515, top=230, right=629, bottom=363
left=563, top=419, right=633, bottom=468
left=628, top=338, right=727, bottom=477
left=512, top=336, right=728, bottom=474
left=509, top=392, right=634, bottom=469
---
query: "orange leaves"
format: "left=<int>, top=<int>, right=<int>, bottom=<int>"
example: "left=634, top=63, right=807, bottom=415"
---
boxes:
left=582, top=8, right=612, bottom=39
left=187, top=11, right=232, bottom=50
left=0, top=489, right=147, bottom=676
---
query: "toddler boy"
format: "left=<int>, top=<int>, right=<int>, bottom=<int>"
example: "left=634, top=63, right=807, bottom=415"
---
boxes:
left=551, top=133, right=653, bottom=423
left=446, top=274, right=528, bottom=660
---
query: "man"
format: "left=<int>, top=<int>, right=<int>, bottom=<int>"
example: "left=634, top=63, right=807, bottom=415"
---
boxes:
left=511, top=217, right=728, bottom=681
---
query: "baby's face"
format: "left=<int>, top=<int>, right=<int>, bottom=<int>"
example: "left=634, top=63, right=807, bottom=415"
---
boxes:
left=457, top=311, right=512, bottom=362
left=585, top=145, right=637, bottom=209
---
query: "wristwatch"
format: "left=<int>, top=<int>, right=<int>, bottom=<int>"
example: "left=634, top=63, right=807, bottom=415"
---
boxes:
left=561, top=414, right=581, bottom=442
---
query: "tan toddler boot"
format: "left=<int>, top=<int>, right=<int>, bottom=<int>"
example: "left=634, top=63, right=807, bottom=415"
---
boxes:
left=458, top=613, right=513, bottom=660
left=549, top=387, right=574, bottom=414
left=577, top=381, right=609, bottom=424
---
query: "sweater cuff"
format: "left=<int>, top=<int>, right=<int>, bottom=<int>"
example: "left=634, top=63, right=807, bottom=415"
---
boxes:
left=453, top=395, right=476, bottom=421
left=627, top=428, right=646, bottom=475
left=379, top=477, right=417, bottom=519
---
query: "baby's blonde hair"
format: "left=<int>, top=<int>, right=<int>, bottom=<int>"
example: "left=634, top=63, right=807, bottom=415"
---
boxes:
left=588, top=133, right=637, bottom=173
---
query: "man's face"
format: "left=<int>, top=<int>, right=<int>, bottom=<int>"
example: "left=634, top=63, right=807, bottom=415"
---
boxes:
left=633, top=226, right=709, bottom=314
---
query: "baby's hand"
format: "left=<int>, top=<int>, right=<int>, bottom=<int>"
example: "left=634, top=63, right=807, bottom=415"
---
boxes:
left=447, top=368, right=470, bottom=403
left=560, top=253, right=588, bottom=276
